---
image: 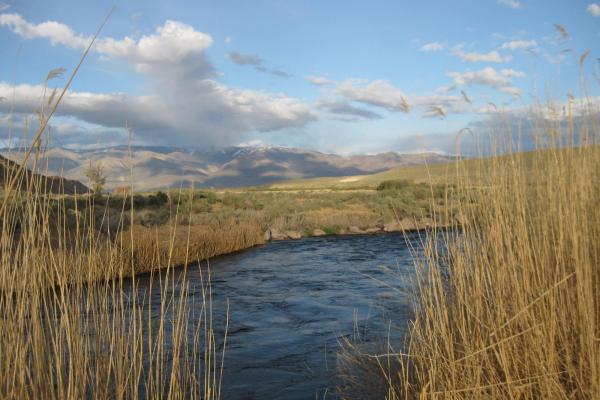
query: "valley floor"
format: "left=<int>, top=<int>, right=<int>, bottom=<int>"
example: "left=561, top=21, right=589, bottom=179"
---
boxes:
left=51, top=180, right=459, bottom=277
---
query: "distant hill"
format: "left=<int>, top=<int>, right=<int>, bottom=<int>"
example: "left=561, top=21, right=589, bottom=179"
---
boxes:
left=0, top=154, right=90, bottom=195
left=1, top=146, right=454, bottom=191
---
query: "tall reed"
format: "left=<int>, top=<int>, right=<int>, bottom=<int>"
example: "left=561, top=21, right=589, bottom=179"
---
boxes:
left=1, top=30, right=227, bottom=395
left=381, top=101, right=600, bottom=398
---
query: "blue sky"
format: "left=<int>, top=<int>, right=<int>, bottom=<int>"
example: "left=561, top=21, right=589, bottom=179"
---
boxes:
left=0, top=0, right=599, bottom=154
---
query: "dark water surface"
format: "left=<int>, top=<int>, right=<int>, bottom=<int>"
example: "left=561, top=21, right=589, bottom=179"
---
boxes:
left=132, top=232, right=425, bottom=399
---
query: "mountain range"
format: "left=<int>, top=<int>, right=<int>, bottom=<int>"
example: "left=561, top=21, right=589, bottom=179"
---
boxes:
left=1, top=146, right=454, bottom=191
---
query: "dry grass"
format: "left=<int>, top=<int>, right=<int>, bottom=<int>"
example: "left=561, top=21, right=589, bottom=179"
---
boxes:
left=0, top=28, right=228, bottom=396
left=123, top=219, right=265, bottom=275
left=340, top=104, right=600, bottom=398
left=1, top=154, right=230, bottom=399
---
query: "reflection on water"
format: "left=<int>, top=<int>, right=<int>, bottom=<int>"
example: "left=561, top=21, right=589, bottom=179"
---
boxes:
left=130, top=231, right=426, bottom=399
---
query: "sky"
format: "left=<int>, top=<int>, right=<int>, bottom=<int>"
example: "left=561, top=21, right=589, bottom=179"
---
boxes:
left=0, top=0, right=599, bottom=154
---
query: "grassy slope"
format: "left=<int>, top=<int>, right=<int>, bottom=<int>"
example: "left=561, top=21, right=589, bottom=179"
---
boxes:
left=258, top=150, right=544, bottom=191
left=259, top=157, right=469, bottom=190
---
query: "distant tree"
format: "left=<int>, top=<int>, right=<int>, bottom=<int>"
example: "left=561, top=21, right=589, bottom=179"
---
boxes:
left=85, top=162, right=106, bottom=196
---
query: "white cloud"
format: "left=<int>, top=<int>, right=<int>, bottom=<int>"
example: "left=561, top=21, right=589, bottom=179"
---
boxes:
left=224, top=36, right=232, bottom=43
left=0, top=15, right=216, bottom=80
left=453, top=46, right=511, bottom=63
left=500, top=68, right=525, bottom=78
left=587, top=3, right=600, bottom=16
left=0, top=81, right=316, bottom=147
left=98, top=20, right=215, bottom=80
left=500, top=39, right=537, bottom=50
left=332, top=79, right=476, bottom=117
left=448, top=67, right=524, bottom=95
left=420, top=41, right=444, bottom=52
left=0, top=14, right=315, bottom=147
left=498, top=0, right=522, bottom=9
left=0, top=13, right=89, bottom=48
left=0, top=3, right=9, bottom=12
left=307, top=76, right=334, bottom=86
left=335, top=79, right=409, bottom=112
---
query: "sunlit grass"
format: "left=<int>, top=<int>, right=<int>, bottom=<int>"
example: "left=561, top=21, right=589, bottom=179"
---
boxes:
left=339, top=100, right=600, bottom=398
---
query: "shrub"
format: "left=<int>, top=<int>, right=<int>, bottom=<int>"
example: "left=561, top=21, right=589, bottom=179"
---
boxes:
left=322, top=225, right=341, bottom=235
left=193, top=189, right=217, bottom=203
left=136, top=208, right=170, bottom=227
left=376, top=179, right=412, bottom=191
left=147, top=190, right=169, bottom=206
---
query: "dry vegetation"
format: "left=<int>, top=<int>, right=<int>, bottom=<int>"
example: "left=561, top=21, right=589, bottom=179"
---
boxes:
left=1, top=150, right=232, bottom=399
left=2, top=17, right=597, bottom=398
left=123, top=220, right=265, bottom=275
left=118, top=182, right=449, bottom=243
left=339, top=104, right=600, bottom=398
left=0, top=32, right=230, bottom=396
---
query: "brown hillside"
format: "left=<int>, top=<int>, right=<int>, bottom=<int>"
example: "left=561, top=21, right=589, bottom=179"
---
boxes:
left=0, top=155, right=90, bottom=195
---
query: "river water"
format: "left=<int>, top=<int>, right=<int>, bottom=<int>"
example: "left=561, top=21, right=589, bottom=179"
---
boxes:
left=131, top=231, right=426, bottom=399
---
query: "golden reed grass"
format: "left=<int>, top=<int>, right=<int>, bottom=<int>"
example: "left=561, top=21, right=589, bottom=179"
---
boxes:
left=1, top=150, right=233, bottom=399
left=123, top=220, right=265, bottom=276
left=0, top=20, right=233, bottom=397
left=342, top=102, right=599, bottom=398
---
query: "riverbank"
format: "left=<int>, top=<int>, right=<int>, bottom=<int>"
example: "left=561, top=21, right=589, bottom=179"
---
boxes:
left=263, top=215, right=445, bottom=240
left=43, top=180, right=458, bottom=277
left=121, top=215, right=454, bottom=278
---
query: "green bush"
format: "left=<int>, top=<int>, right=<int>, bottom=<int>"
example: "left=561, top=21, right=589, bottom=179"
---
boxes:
left=376, top=179, right=412, bottom=191
left=194, top=190, right=217, bottom=203
left=302, top=227, right=314, bottom=236
left=148, top=191, right=169, bottom=206
left=322, top=225, right=341, bottom=235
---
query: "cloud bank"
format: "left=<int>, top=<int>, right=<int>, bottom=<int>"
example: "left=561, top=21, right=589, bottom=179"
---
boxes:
left=0, top=14, right=313, bottom=147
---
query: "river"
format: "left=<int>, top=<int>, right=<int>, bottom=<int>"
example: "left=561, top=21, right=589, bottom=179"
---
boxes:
left=130, top=231, right=426, bottom=399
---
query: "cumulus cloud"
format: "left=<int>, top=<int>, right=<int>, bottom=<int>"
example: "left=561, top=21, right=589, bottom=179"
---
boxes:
left=420, top=41, right=444, bottom=52
left=500, top=39, right=537, bottom=50
left=0, top=12, right=90, bottom=48
left=587, top=3, right=600, bottom=16
left=0, top=14, right=313, bottom=147
left=448, top=67, right=524, bottom=96
left=335, top=79, right=409, bottom=112
left=227, top=50, right=291, bottom=78
left=0, top=14, right=217, bottom=81
left=329, top=79, right=476, bottom=118
left=0, top=80, right=315, bottom=147
left=498, top=0, right=521, bottom=9
left=316, top=99, right=382, bottom=119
